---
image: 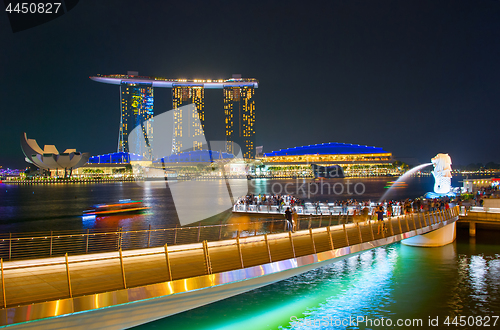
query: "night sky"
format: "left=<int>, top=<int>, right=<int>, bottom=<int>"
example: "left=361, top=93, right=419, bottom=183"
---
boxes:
left=1, top=0, right=499, bottom=169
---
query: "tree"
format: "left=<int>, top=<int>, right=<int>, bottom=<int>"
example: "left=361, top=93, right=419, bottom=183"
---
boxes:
left=485, top=162, right=500, bottom=170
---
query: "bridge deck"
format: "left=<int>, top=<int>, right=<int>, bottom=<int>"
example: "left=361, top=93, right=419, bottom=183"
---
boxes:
left=1, top=208, right=457, bottom=310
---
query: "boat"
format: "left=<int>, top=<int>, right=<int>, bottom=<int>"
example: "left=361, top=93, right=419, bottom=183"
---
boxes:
left=83, top=199, right=150, bottom=216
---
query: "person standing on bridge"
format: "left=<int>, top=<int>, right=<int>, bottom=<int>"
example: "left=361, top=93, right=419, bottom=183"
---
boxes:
left=376, top=205, right=385, bottom=235
left=284, top=207, right=293, bottom=231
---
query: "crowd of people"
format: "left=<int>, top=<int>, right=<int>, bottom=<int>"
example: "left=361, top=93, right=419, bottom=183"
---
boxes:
left=235, top=194, right=453, bottom=215
left=236, top=194, right=303, bottom=212
left=235, top=194, right=456, bottom=232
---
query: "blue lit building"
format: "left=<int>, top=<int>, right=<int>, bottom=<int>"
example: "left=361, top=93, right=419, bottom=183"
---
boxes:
left=257, top=142, right=395, bottom=177
left=157, top=150, right=234, bottom=163
left=87, top=152, right=144, bottom=164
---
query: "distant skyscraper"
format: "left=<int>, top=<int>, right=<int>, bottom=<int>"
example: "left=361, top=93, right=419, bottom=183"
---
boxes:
left=119, top=82, right=154, bottom=158
left=172, top=86, right=205, bottom=153
left=224, top=86, right=256, bottom=159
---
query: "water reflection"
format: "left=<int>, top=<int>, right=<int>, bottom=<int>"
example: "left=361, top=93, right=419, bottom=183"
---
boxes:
left=135, top=233, right=500, bottom=330
left=81, top=213, right=152, bottom=231
left=285, top=248, right=396, bottom=330
left=469, top=255, right=487, bottom=302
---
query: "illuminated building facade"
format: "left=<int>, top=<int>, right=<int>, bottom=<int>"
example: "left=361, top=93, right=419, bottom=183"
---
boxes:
left=119, top=82, right=154, bottom=159
left=172, top=86, right=205, bottom=153
left=91, top=74, right=258, bottom=159
left=224, top=86, right=256, bottom=159
left=257, top=142, right=395, bottom=177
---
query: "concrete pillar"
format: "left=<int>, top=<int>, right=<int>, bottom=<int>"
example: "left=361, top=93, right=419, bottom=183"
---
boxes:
left=402, top=222, right=456, bottom=247
left=469, top=221, right=476, bottom=237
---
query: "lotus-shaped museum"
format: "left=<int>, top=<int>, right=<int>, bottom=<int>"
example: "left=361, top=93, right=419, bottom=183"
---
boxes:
left=21, top=132, right=90, bottom=172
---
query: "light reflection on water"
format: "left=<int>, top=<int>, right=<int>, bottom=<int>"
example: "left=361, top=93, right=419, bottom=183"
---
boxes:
left=1, top=178, right=499, bottom=329
left=284, top=248, right=397, bottom=330
left=134, top=231, right=500, bottom=330
left=0, top=177, right=435, bottom=233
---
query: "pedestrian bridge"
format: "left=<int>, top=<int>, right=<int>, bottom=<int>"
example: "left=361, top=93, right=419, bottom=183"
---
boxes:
left=0, top=207, right=459, bottom=329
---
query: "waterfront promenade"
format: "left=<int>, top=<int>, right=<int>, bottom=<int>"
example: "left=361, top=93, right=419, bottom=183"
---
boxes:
left=0, top=207, right=459, bottom=328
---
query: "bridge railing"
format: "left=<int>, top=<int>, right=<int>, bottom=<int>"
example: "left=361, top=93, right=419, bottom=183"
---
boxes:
left=233, top=203, right=406, bottom=216
left=0, top=214, right=351, bottom=261
left=0, top=207, right=459, bottom=310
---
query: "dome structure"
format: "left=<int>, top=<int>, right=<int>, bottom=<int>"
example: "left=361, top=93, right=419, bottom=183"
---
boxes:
left=157, top=150, right=234, bottom=163
left=21, top=132, right=90, bottom=171
left=263, top=142, right=390, bottom=157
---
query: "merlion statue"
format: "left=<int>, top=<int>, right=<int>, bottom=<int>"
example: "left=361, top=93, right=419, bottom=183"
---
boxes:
left=431, top=153, right=452, bottom=194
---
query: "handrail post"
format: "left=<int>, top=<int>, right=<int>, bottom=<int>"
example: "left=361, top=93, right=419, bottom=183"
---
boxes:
left=65, top=253, right=73, bottom=298
left=404, top=214, right=410, bottom=232
left=319, top=215, right=322, bottom=228
left=308, top=217, right=312, bottom=229
left=397, top=216, right=403, bottom=234
left=49, top=230, right=53, bottom=256
left=270, top=221, right=274, bottom=234
left=119, top=249, right=127, bottom=289
left=326, top=227, right=334, bottom=250
left=85, top=229, right=89, bottom=254
left=147, top=224, right=151, bottom=248
left=236, top=237, right=244, bottom=269
left=388, top=217, right=395, bottom=236
left=116, top=227, right=121, bottom=250
left=411, top=214, right=418, bottom=233
left=328, top=214, right=332, bottom=227
left=264, top=234, right=272, bottom=263
left=1, top=258, right=6, bottom=308
left=343, top=223, right=350, bottom=246
left=288, top=231, right=296, bottom=258
left=218, top=221, right=223, bottom=241
left=174, top=225, right=178, bottom=245
left=202, top=241, right=212, bottom=275
left=309, top=228, right=316, bottom=254
left=8, top=233, right=11, bottom=261
left=369, top=220, right=375, bottom=240
left=356, top=223, right=363, bottom=242
left=164, top=243, right=172, bottom=281
left=197, top=222, right=202, bottom=242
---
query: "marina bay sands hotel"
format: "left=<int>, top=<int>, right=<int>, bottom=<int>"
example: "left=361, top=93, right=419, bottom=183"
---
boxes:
left=90, top=72, right=258, bottom=159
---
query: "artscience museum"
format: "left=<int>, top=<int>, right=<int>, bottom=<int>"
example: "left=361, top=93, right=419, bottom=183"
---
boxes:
left=21, top=133, right=90, bottom=177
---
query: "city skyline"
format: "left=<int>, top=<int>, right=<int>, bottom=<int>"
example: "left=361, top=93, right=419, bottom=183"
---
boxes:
left=1, top=0, right=499, bottom=168
left=92, top=73, right=258, bottom=159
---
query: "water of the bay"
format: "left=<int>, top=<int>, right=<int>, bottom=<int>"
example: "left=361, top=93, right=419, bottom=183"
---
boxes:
left=1, top=175, right=499, bottom=330
left=134, top=228, right=500, bottom=330
left=0, top=176, right=439, bottom=233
